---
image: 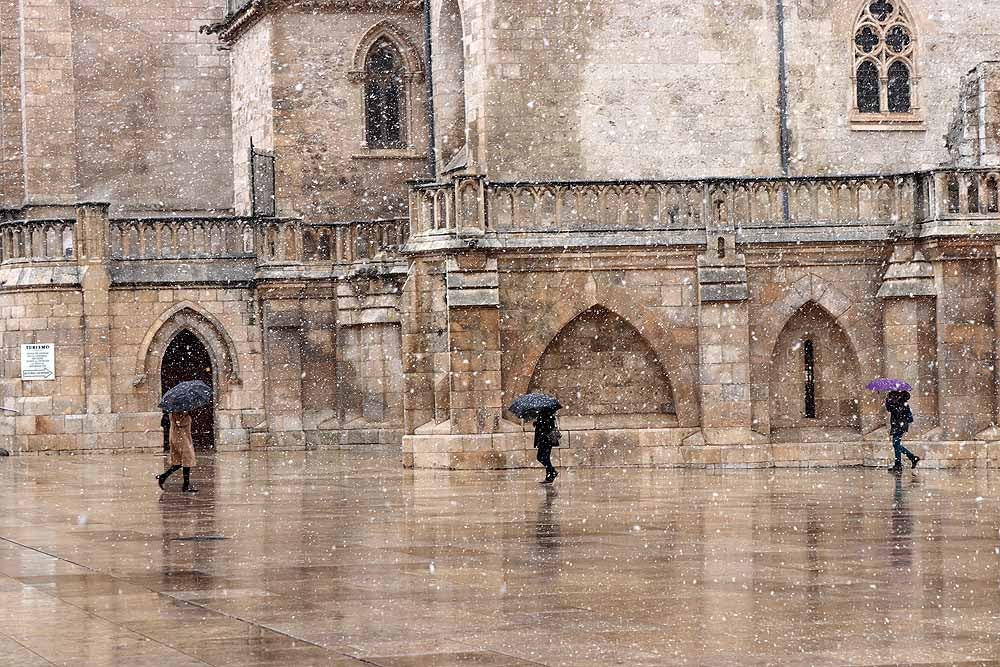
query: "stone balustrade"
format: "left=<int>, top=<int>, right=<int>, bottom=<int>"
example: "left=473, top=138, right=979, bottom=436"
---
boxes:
left=258, top=218, right=410, bottom=264
left=0, top=219, right=76, bottom=264
left=107, top=216, right=408, bottom=265
left=110, top=217, right=256, bottom=260
left=409, top=169, right=1000, bottom=243
left=927, top=169, right=1000, bottom=218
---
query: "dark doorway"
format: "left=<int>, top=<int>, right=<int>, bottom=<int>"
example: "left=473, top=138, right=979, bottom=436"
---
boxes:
left=161, top=330, right=215, bottom=450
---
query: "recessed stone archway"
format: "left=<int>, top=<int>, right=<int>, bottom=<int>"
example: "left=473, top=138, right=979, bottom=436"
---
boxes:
left=768, top=302, right=864, bottom=438
left=752, top=275, right=881, bottom=435
left=527, top=305, right=676, bottom=420
left=506, top=284, right=699, bottom=428
left=134, top=303, right=241, bottom=410
left=350, top=20, right=424, bottom=78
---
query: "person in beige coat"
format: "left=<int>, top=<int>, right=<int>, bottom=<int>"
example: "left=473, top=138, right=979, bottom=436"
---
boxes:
left=156, top=412, right=198, bottom=492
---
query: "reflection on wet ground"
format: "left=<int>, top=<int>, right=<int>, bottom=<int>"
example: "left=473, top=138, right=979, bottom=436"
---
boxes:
left=1, top=451, right=999, bottom=666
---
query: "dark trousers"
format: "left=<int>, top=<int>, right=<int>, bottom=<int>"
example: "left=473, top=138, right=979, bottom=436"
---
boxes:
left=892, top=431, right=916, bottom=466
left=536, top=445, right=556, bottom=475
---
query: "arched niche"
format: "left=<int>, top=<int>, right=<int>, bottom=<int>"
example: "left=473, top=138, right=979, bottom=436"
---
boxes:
left=768, top=302, right=864, bottom=439
left=528, top=306, right=676, bottom=422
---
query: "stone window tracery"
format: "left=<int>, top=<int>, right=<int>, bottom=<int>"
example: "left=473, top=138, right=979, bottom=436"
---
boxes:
left=349, top=21, right=424, bottom=156
left=364, top=38, right=406, bottom=149
left=851, top=0, right=921, bottom=128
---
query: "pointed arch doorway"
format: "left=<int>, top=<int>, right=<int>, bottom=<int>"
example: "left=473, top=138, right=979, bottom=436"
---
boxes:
left=161, top=330, right=215, bottom=450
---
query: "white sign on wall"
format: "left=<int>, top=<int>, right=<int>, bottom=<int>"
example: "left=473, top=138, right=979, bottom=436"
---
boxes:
left=21, top=344, right=55, bottom=381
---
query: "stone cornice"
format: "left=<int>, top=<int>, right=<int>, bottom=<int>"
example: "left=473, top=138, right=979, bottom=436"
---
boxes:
left=205, top=0, right=423, bottom=44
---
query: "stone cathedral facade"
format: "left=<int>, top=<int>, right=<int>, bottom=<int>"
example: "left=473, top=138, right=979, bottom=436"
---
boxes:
left=1, top=0, right=999, bottom=468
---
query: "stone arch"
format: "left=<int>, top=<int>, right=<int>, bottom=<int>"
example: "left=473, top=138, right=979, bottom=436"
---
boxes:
left=528, top=305, right=676, bottom=418
left=506, top=283, right=699, bottom=427
left=751, top=274, right=881, bottom=434
left=768, top=302, right=863, bottom=435
left=134, top=303, right=241, bottom=400
left=350, top=20, right=424, bottom=79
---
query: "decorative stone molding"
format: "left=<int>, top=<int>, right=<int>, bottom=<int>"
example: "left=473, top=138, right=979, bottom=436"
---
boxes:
left=136, top=302, right=243, bottom=388
left=348, top=20, right=424, bottom=83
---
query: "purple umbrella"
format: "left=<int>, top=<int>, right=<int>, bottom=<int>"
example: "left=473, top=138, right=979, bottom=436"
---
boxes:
left=867, top=378, right=912, bottom=392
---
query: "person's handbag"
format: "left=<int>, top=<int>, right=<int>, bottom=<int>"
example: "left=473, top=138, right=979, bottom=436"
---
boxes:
left=548, top=418, right=562, bottom=448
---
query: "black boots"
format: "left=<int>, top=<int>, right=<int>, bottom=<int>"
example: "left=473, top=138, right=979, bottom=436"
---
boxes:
left=541, top=469, right=558, bottom=484
left=888, top=456, right=920, bottom=472
left=182, top=467, right=198, bottom=493
left=157, top=465, right=197, bottom=492
left=156, top=465, right=182, bottom=490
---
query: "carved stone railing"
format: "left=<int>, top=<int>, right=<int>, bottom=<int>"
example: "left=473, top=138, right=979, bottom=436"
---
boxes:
left=410, top=177, right=488, bottom=237
left=109, top=216, right=409, bottom=266
left=923, top=169, right=1000, bottom=220
left=109, top=217, right=256, bottom=260
left=255, top=218, right=410, bottom=264
left=0, top=220, right=76, bottom=263
left=410, top=173, right=927, bottom=239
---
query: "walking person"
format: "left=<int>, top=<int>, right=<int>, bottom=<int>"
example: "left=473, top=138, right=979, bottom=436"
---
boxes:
left=156, top=411, right=198, bottom=492
left=156, top=380, right=211, bottom=493
left=509, top=392, right=563, bottom=485
left=534, top=412, right=560, bottom=484
left=886, top=390, right=919, bottom=472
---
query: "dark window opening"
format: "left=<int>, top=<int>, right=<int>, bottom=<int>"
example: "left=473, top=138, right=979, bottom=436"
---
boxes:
left=968, top=177, right=980, bottom=214
left=886, top=61, right=911, bottom=113
left=986, top=178, right=999, bottom=214
left=947, top=176, right=961, bottom=214
left=717, top=236, right=726, bottom=259
left=869, top=0, right=894, bottom=22
left=803, top=339, right=816, bottom=419
left=885, top=25, right=911, bottom=53
left=365, top=38, right=406, bottom=149
left=855, top=26, right=880, bottom=54
left=857, top=61, right=881, bottom=113
left=250, top=138, right=275, bottom=218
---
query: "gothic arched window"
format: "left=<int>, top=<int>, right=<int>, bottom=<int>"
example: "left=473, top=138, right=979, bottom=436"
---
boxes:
left=852, top=1, right=918, bottom=117
left=364, top=38, right=406, bottom=149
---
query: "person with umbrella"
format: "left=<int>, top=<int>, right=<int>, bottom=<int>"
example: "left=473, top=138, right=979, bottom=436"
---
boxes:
left=868, top=379, right=919, bottom=472
left=156, top=380, right=211, bottom=493
left=509, top=393, right=562, bottom=484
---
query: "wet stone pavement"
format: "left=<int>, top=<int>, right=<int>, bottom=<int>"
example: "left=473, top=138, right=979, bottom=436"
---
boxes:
left=0, top=451, right=999, bottom=666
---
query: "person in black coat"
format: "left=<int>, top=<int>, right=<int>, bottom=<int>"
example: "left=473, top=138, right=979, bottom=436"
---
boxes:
left=886, top=390, right=919, bottom=471
left=534, top=413, right=560, bottom=484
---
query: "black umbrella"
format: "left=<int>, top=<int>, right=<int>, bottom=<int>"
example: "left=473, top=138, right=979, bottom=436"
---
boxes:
left=509, top=393, right=562, bottom=421
left=159, top=380, right=212, bottom=413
